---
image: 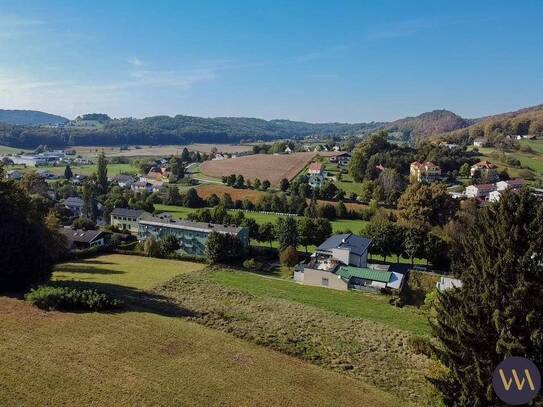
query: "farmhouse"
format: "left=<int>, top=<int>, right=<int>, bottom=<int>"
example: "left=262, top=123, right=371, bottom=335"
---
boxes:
left=138, top=216, right=250, bottom=257
left=470, top=160, right=498, bottom=181
left=496, top=178, right=527, bottom=191
left=59, top=228, right=107, bottom=250
left=409, top=161, right=441, bottom=183
left=110, top=208, right=150, bottom=233
left=308, top=173, right=325, bottom=189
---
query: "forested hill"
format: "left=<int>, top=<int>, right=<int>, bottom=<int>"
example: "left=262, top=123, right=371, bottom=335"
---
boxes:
left=0, top=109, right=68, bottom=126
left=0, top=114, right=384, bottom=149
left=438, top=104, right=543, bottom=142
left=384, top=110, right=473, bottom=142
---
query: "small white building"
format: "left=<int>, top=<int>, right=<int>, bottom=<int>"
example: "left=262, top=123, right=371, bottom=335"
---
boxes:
left=436, top=277, right=463, bottom=291
left=465, top=183, right=496, bottom=199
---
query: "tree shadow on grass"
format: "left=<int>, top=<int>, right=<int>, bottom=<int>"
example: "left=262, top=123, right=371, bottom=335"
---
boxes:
left=54, top=264, right=125, bottom=275
left=47, top=280, right=196, bottom=318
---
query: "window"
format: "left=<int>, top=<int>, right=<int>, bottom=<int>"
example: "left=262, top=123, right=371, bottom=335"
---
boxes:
left=321, top=278, right=329, bottom=286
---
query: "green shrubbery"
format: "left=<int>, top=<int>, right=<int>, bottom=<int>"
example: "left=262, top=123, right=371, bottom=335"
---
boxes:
left=242, top=258, right=263, bottom=271
left=25, top=285, right=123, bottom=311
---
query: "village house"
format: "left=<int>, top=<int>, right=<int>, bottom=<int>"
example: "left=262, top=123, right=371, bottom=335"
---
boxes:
left=330, top=152, right=351, bottom=166
left=110, top=208, right=150, bottom=233
left=465, top=183, right=496, bottom=199
left=489, top=179, right=527, bottom=202
left=62, top=197, right=85, bottom=217
left=6, top=170, right=23, bottom=180
left=470, top=160, right=498, bottom=181
left=138, top=216, right=249, bottom=257
left=59, top=228, right=107, bottom=251
left=473, top=138, right=489, bottom=148
left=294, top=234, right=404, bottom=292
left=112, top=174, right=135, bottom=188
left=308, top=162, right=325, bottom=175
left=308, top=173, right=325, bottom=189
left=409, top=161, right=441, bottom=183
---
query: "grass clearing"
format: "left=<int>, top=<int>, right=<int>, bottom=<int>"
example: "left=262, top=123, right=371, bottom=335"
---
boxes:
left=0, top=298, right=399, bottom=407
left=210, top=269, right=430, bottom=336
left=0, top=145, right=30, bottom=154
left=155, top=269, right=441, bottom=405
left=5, top=163, right=138, bottom=177
left=1, top=254, right=404, bottom=406
left=53, top=254, right=206, bottom=290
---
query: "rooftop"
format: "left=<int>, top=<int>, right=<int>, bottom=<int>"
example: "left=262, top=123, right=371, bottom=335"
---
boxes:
left=473, top=160, right=497, bottom=169
left=317, top=233, right=372, bottom=257
left=336, top=266, right=392, bottom=283
left=139, top=216, right=245, bottom=235
left=60, top=228, right=104, bottom=244
left=111, top=208, right=148, bottom=218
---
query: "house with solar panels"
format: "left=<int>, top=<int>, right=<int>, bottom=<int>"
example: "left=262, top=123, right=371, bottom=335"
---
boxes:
left=294, top=233, right=404, bottom=292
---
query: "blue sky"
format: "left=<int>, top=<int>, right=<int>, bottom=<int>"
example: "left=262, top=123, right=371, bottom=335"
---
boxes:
left=0, top=0, right=542, bottom=122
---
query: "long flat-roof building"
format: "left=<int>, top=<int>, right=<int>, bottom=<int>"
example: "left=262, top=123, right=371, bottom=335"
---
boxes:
left=138, top=216, right=249, bottom=257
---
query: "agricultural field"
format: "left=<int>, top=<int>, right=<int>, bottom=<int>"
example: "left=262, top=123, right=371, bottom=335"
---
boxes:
left=197, top=183, right=269, bottom=203
left=72, top=143, right=253, bottom=158
left=1, top=255, right=399, bottom=407
left=200, top=152, right=337, bottom=186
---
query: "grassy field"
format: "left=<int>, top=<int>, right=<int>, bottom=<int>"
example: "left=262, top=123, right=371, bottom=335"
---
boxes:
left=0, top=145, right=31, bottom=154
left=156, top=269, right=441, bottom=405
left=1, top=254, right=402, bottom=406
left=5, top=163, right=138, bottom=177
left=211, top=270, right=429, bottom=336
left=155, top=204, right=369, bottom=234
left=324, top=161, right=362, bottom=195
left=474, top=139, right=543, bottom=180
left=54, top=254, right=205, bottom=290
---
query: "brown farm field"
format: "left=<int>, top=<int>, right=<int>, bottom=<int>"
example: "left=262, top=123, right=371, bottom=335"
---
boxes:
left=200, top=152, right=337, bottom=185
left=197, top=184, right=269, bottom=203
left=71, top=143, right=253, bottom=158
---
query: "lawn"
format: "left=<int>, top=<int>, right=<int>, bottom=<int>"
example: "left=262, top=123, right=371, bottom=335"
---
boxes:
left=54, top=254, right=206, bottom=290
left=210, top=269, right=430, bottom=336
left=0, top=145, right=30, bottom=154
left=2, top=254, right=403, bottom=406
left=155, top=204, right=369, bottom=234
left=5, top=163, right=138, bottom=177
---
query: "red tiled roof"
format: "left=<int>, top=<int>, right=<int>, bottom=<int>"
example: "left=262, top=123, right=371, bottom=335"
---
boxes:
left=309, top=162, right=323, bottom=172
left=473, top=160, right=497, bottom=169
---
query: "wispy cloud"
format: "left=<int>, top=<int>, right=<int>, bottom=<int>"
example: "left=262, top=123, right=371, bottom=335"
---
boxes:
left=128, top=56, right=143, bottom=67
left=365, top=19, right=431, bottom=41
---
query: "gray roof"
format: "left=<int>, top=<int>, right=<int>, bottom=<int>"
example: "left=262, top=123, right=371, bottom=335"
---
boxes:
left=317, top=233, right=372, bottom=256
left=139, top=216, right=245, bottom=235
left=111, top=208, right=148, bottom=218
left=60, top=228, right=104, bottom=244
left=63, top=197, right=84, bottom=207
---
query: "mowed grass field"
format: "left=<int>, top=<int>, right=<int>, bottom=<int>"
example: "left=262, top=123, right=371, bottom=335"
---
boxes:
left=54, top=254, right=205, bottom=289
left=0, top=254, right=402, bottom=406
left=200, top=152, right=337, bottom=185
left=6, top=163, right=138, bottom=177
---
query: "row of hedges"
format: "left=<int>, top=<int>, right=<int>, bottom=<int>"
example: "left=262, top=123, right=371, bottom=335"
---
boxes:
left=25, top=285, right=123, bottom=311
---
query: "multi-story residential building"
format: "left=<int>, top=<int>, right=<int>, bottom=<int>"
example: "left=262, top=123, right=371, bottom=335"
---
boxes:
left=294, top=233, right=404, bottom=292
left=470, top=160, right=498, bottom=181
left=137, top=216, right=249, bottom=257
left=110, top=208, right=150, bottom=233
left=409, top=161, right=441, bottom=183
left=330, top=152, right=351, bottom=166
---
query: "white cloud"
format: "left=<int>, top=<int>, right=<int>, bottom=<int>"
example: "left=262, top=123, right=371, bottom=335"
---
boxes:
left=128, top=56, right=143, bottom=66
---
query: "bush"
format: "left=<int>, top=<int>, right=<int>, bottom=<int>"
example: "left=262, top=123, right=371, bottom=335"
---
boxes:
left=25, top=285, right=123, bottom=311
left=279, top=246, right=299, bottom=266
left=243, top=258, right=263, bottom=271
left=406, top=335, right=434, bottom=357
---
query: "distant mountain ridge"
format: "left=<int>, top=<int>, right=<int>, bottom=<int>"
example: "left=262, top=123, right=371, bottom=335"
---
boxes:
left=0, top=109, right=68, bottom=126
left=0, top=104, right=541, bottom=149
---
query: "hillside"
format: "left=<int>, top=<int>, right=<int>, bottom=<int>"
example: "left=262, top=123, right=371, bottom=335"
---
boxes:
left=0, top=114, right=383, bottom=149
left=0, top=109, right=68, bottom=126
left=439, top=104, right=543, bottom=142
left=384, top=109, right=472, bottom=142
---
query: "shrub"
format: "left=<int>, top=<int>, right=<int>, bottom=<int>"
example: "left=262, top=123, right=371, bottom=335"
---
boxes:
left=25, top=285, right=123, bottom=311
left=243, top=258, right=263, bottom=271
left=279, top=246, right=299, bottom=266
left=407, top=335, right=434, bottom=357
